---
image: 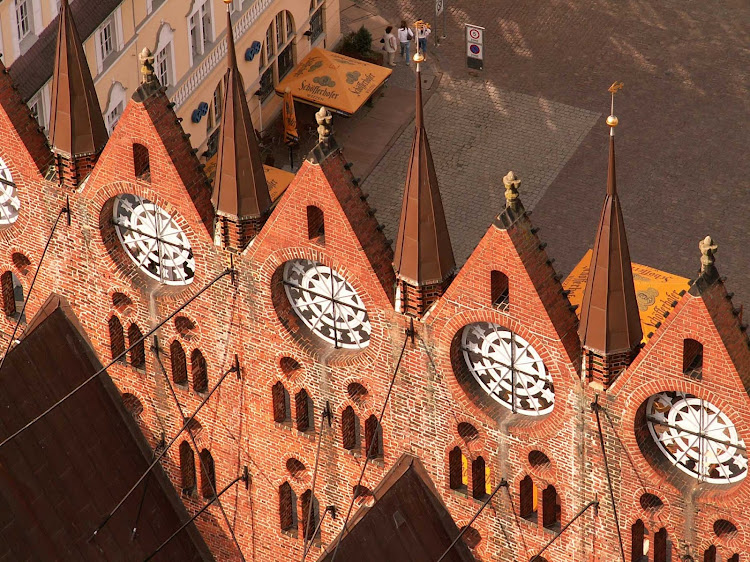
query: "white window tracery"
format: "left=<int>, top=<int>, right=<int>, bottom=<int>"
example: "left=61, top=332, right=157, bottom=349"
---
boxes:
left=461, top=322, right=554, bottom=416
left=113, top=194, right=195, bottom=286
left=0, top=157, right=20, bottom=226
left=646, top=391, right=747, bottom=484
left=283, top=259, right=371, bottom=350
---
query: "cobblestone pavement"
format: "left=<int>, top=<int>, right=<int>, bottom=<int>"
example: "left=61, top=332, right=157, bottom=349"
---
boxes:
left=366, top=74, right=599, bottom=265
left=356, top=0, right=750, bottom=303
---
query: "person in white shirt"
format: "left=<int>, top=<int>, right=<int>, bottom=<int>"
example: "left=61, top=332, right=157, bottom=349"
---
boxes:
left=417, top=23, right=431, bottom=55
left=383, top=26, right=398, bottom=66
left=397, top=21, right=414, bottom=64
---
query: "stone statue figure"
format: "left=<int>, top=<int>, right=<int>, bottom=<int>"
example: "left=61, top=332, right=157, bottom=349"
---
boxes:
left=316, top=106, right=333, bottom=147
left=139, top=47, right=156, bottom=85
left=699, top=235, right=718, bottom=274
left=503, top=171, right=521, bottom=209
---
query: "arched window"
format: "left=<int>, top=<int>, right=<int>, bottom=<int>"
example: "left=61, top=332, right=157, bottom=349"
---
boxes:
left=307, top=205, right=325, bottom=243
left=258, top=11, right=296, bottom=102
left=155, top=23, right=175, bottom=88
left=341, top=405, right=358, bottom=450
left=133, top=143, right=150, bottom=181
left=179, top=440, right=196, bottom=493
left=631, top=519, right=645, bottom=561
left=1, top=271, right=23, bottom=318
left=491, top=270, right=509, bottom=309
left=654, top=527, right=668, bottom=562
left=364, top=415, right=382, bottom=459
left=199, top=449, right=215, bottom=499
left=300, top=489, right=318, bottom=541
left=11, top=253, right=30, bottom=275
left=295, top=388, right=311, bottom=432
left=191, top=349, right=208, bottom=392
left=542, top=485, right=561, bottom=531
left=108, top=316, right=125, bottom=361
left=309, top=0, right=324, bottom=43
left=170, top=340, right=187, bottom=385
left=704, top=546, right=716, bottom=562
left=279, top=481, right=296, bottom=531
left=683, top=338, right=703, bottom=378
left=128, top=323, right=146, bottom=370
left=729, top=555, right=740, bottom=562
left=121, top=393, right=143, bottom=417
left=272, top=381, right=290, bottom=423
left=112, top=291, right=132, bottom=311
left=104, top=81, right=127, bottom=133
left=449, top=447, right=465, bottom=490
left=471, top=456, right=486, bottom=499
left=519, top=475, right=537, bottom=521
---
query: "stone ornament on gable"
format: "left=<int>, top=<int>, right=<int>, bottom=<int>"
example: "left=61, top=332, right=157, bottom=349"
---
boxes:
left=699, top=235, right=718, bottom=274
left=140, top=47, right=156, bottom=85
left=315, top=106, right=333, bottom=147
left=503, top=171, right=520, bottom=209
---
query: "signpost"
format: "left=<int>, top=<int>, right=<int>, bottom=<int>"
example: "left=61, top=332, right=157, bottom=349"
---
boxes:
left=435, top=0, right=446, bottom=44
left=465, top=24, right=484, bottom=70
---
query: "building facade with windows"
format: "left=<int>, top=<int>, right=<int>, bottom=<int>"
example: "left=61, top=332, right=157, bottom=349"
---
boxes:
left=2, top=0, right=340, bottom=156
left=0, top=2, right=747, bottom=561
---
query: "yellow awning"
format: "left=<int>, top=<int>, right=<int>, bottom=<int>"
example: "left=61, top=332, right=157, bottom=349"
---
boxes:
left=204, top=154, right=295, bottom=203
left=275, top=48, right=392, bottom=116
left=564, top=249, right=690, bottom=342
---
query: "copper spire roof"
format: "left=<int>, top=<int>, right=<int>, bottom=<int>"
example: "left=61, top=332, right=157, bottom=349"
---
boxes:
left=211, top=7, right=271, bottom=220
left=48, top=0, right=108, bottom=157
left=578, top=126, right=643, bottom=354
left=393, top=64, right=455, bottom=286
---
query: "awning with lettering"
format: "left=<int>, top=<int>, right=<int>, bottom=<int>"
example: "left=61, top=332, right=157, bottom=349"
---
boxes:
left=275, top=48, right=392, bottom=116
left=564, top=249, right=691, bottom=343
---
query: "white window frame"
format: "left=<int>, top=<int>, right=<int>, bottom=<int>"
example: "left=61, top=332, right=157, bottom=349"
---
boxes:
left=229, top=0, right=242, bottom=13
left=11, top=0, right=41, bottom=58
left=187, top=0, right=213, bottom=66
left=104, top=81, right=127, bottom=134
left=94, top=9, right=123, bottom=74
left=16, top=0, right=32, bottom=41
left=154, top=24, right=175, bottom=89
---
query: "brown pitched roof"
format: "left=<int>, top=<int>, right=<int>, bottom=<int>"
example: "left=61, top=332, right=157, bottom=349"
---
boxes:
left=578, top=131, right=643, bottom=354
left=0, top=294, right=213, bottom=560
left=318, top=454, right=475, bottom=562
left=47, top=0, right=108, bottom=157
left=9, top=0, right=122, bottom=103
left=393, top=66, right=455, bottom=286
left=211, top=8, right=271, bottom=220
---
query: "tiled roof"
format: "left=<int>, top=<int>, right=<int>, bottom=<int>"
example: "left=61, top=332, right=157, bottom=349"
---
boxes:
left=9, top=0, right=123, bottom=102
left=0, top=294, right=213, bottom=560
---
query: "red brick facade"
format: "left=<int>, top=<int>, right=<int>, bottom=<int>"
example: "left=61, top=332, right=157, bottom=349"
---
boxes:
left=0, top=70, right=747, bottom=562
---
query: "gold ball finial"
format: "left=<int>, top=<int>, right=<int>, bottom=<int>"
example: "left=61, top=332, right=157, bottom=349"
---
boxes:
left=413, top=52, right=425, bottom=63
left=223, top=0, right=232, bottom=3
left=606, top=114, right=619, bottom=128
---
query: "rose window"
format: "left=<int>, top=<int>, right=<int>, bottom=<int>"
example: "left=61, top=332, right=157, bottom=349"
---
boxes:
left=461, top=322, right=554, bottom=416
left=646, top=391, right=747, bottom=484
left=0, top=156, right=20, bottom=226
left=113, top=194, right=195, bottom=286
left=283, top=259, right=371, bottom=350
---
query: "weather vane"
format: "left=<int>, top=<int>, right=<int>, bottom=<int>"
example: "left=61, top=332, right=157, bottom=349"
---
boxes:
left=607, top=81, right=624, bottom=132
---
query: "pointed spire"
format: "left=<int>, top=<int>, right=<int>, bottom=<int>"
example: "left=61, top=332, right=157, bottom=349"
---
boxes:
left=211, top=1, right=272, bottom=249
left=578, top=84, right=642, bottom=385
left=48, top=0, right=108, bottom=159
left=393, top=55, right=455, bottom=315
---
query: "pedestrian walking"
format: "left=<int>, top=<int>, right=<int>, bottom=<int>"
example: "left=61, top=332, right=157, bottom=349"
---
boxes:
left=416, top=21, right=431, bottom=55
left=383, top=26, right=397, bottom=66
left=397, top=20, right=414, bottom=64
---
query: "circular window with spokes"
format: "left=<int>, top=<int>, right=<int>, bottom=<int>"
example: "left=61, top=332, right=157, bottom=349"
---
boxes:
left=0, top=156, right=20, bottom=226
left=282, top=259, right=371, bottom=350
left=459, top=322, right=554, bottom=416
left=645, top=391, right=747, bottom=484
left=113, top=194, right=195, bottom=286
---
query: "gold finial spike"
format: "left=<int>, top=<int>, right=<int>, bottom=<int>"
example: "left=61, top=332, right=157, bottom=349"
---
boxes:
left=139, top=47, right=156, bottom=85
left=607, top=81, right=624, bottom=135
left=699, top=235, right=718, bottom=274
left=503, top=171, right=521, bottom=209
left=223, top=0, right=232, bottom=11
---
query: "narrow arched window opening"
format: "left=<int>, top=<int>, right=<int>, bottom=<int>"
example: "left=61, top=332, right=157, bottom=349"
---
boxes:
left=364, top=415, right=382, bottom=459
left=199, top=448, right=215, bottom=499
left=703, top=546, right=716, bottom=562
left=279, top=481, right=297, bottom=532
left=519, top=475, right=537, bottom=522
left=683, top=338, right=703, bottom=378
left=307, top=205, right=325, bottom=244
left=272, top=381, right=291, bottom=423
left=449, top=446, right=465, bottom=491
left=341, top=405, right=359, bottom=450
left=471, top=456, right=487, bottom=500
left=1, top=271, right=24, bottom=321
left=133, top=143, right=151, bottom=181
left=542, top=485, right=561, bottom=531
left=491, top=270, right=509, bottom=310
left=654, top=527, right=668, bottom=562
left=631, top=519, right=645, bottom=562
left=300, top=489, right=319, bottom=541
left=170, top=340, right=187, bottom=385
left=128, top=323, right=146, bottom=370
left=295, top=388, right=312, bottom=432
left=179, top=440, right=196, bottom=494
left=191, top=349, right=208, bottom=392
left=108, top=316, right=125, bottom=361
